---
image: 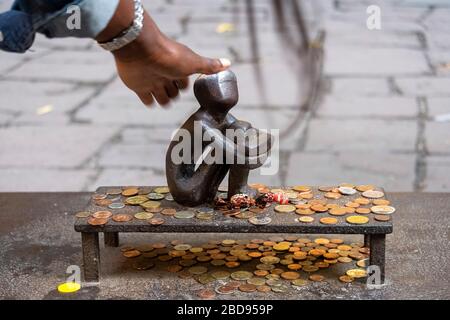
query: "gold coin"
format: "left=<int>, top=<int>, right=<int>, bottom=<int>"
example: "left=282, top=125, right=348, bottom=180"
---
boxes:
left=362, top=190, right=385, bottom=199
left=330, top=238, right=344, bottom=244
left=339, top=275, right=354, bottom=283
left=356, top=185, right=375, bottom=192
left=260, top=256, right=280, bottom=264
left=298, top=216, right=314, bottom=223
left=356, top=208, right=371, bottom=214
left=274, top=204, right=296, bottom=213
left=309, top=249, right=325, bottom=257
left=314, top=238, right=330, bottom=245
left=323, top=252, right=339, bottom=259
left=325, top=192, right=341, bottom=200
left=87, top=217, right=108, bottom=226
left=122, top=249, right=141, bottom=258
left=320, top=217, right=338, bottom=225
left=329, top=207, right=347, bottom=216
left=222, top=239, right=236, bottom=246
left=357, top=259, right=368, bottom=268
left=273, top=242, right=291, bottom=251
left=112, top=214, right=133, bottom=222
left=299, top=192, right=314, bottom=199
left=140, top=200, right=161, bottom=209
left=309, top=274, right=325, bottom=282
left=154, top=186, right=170, bottom=194
left=373, top=199, right=390, bottom=206
left=371, top=205, right=395, bottom=214
left=374, top=214, right=391, bottom=222
left=161, top=208, right=177, bottom=216
left=292, top=185, right=311, bottom=192
left=355, top=198, right=371, bottom=205
left=122, top=188, right=139, bottom=197
left=346, top=215, right=369, bottom=224
left=125, top=195, right=148, bottom=205
left=337, top=244, right=352, bottom=251
left=92, top=210, right=112, bottom=219
left=134, top=212, right=153, bottom=220
left=346, top=269, right=367, bottom=278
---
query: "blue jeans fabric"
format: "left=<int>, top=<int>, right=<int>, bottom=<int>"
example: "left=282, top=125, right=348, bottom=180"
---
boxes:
left=0, top=0, right=118, bottom=53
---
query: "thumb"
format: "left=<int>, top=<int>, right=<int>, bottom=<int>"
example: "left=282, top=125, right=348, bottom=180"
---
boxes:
left=192, top=56, right=231, bottom=75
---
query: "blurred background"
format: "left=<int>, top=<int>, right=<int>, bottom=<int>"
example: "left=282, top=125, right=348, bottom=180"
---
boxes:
left=0, top=0, right=449, bottom=192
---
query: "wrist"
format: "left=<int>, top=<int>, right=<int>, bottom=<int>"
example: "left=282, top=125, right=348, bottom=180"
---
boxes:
left=96, top=0, right=135, bottom=43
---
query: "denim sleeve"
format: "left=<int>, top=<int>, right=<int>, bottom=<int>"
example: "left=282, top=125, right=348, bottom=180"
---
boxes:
left=0, top=0, right=119, bottom=53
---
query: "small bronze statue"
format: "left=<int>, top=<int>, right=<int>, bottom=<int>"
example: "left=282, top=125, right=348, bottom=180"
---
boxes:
left=165, top=70, right=272, bottom=206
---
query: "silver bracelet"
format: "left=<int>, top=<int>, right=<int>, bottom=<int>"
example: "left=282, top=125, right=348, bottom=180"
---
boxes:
left=98, top=0, right=144, bottom=52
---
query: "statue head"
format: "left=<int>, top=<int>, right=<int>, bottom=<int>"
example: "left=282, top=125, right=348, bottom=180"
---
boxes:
left=194, top=70, right=239, bottom=112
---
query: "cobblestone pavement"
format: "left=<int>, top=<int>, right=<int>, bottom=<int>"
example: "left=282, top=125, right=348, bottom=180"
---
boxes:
left=0, top=0, right=449, bottom=193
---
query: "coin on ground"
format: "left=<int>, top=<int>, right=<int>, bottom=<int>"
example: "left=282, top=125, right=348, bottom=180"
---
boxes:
left=215, top=285, right=235, bottom=295
left=149, top=218, right=165, bottom=225
left=320, top=217, right=338, bottom=225
left=161, top=208, right=177, bottom=216
left=239, top=283, right=257, bottom=293
left=122, top=249, right=141, bottom=258
left=108, top=202, right=125, bottom=209
left=231, top=271, right=253, bottom=281
left=356, top=185, right=375, bottom=192
left=198, top=289, right=215, bottom=300
left=175, top=210, right=195, bottom=219
left=309, top=274, right=325, bottom=282
left=346, top=269, right=367, bottom=278
left=346, top=215, right=369, bottom=224
left=296, top=208, right=315, bottom=215
left=274, top=204, right=296, bottom=213
left=298, top=216, right=314, bottom=223
left=256, top=285, right=271, bottom=292
left=122, top=188, right=139, bottom=197
left=362, top=190, right=384, bottom=199
left=57, top=282, right=80, bottom=293
left=146, top=207, right=163, bottom=213
left=338, top=256, right=353, bottom=263
left=293, top=185, right=311, bottom=192
left=355, top=197, right=371, bottom=205
left=188, top=266, right=208, bottom=275
left=134, top=212, right=153, bottom=220
left=106, top=188, right=122, bottom=195
left=249, top=216, right=272, bottom=225
left=92, top=193, right=107, bottom=200
left=148, top=192, right=165, bottom=200
left=92, top=210, right=112, bottom=219
left=281, top=271, right=300, bottom=280
left=75, top=211, right=90, bottom=218
left=112, top=214, right=132, bottom=222
left=196, top=212, right=214, bottom=220
left=371, top=205, right=395, bottom=214
left=291, top=279, right=308, bottom=287
left=140, top=200, right=161, bottom=210
left=212, top=271, right=230, bottom=280
left=125, top=195, right=149, bottom=205
left=374, top=214, right=391, bottom=222
left=325, top=192, right=341, bottom=199
left=87, top=217, right=108, bottom=226
left=133, top=260, right=155, bottom=270
left=339, top=275, right=354, bottom=283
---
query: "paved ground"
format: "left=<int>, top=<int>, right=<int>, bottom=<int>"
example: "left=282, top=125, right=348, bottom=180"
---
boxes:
left=0, top=191, right=448, bottom=299
left=0, top=0, right=449, bottom=193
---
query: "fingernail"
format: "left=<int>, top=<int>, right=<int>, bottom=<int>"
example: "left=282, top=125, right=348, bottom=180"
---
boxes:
left=219, top=58, right=231, bottom=68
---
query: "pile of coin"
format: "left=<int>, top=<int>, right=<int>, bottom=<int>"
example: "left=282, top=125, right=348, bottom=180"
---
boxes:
left=117, top=236, right=370, bottom=298
left=76, top=184, right=394, bottom=227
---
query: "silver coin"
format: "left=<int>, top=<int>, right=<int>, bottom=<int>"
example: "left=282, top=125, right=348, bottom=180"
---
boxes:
left=107, top=196, right=121, bottom=202
left=248, top=216, right=272, bottom=225
left=165, top=194, right=174, bottom=201
left=197, top=207, right=214, bottom=214
left=174, top=210, right=195, bottom=219
left=148, top=192, right=165, bottom=200
left=371, top=205, right=396, bottom=214
left=289, top=198, right=306, bottom=205
left=338, top=186, right=357, bottom=195
left=108, top=202, right=125, bottom=209
left=92, top=193, right=107, bottom=200
left=271, top=285, right=289, bottom=293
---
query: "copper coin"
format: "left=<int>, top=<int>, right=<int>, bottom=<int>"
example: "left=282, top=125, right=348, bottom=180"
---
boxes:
left=122, top=188, right=139, bottom=197
left=318, top=186, right=334, bottom=192
left=256, top=285, right=272, bottom=293
left=198, top=289, right=216, bottom=300
left=373, top=199, right=390, bottom=206
left=296, top=208, right=315, bottom=215
left=329, top=207, right=347, bottom=216
left=239, top=283, right=257, bottom=293
left=355, top=197, right=371, bottom=205
left=95, top=199, right=113, bottom=207
left=215, top=285, right=236, bottom=295
left=149, top=218, right=165, bottom=225
left=92, top=210, right=112, bottom=219
left=122, top=249, right=141, bottom=258
left=161, top=208, right=177, bottom=216
left=320, top=217, right=338, bottom=225
left=324, top=192, right=341, bottom=200
left=281, top=271, right=300, bottom=280
left=311, top=204, right=328, bottom=212
left=92, top=193, right=107, bottom=200
left=225, top=261, right=240, bottom=268
left=87, top=217, right=108, bottom=226
left=112, top=214, right=133, bottom=222
left=356, top=185, right=375, bottom=192
left=345, top=202, right=360, bottom=208
left=362, top=190, right=384, bottom=199
left=339, top=275, right=354, bottom=283
left=309, top=274, right=325, bottom=282
left=254, top=270, right=269, bottom=277
left=309, top=200, right=326, bottom=206
left=356, top=208, right=371, bottom=214
left=374, top=214, right=391, bottom=222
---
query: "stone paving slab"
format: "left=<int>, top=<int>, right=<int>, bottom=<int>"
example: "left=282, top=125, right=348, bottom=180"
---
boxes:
left=427, top=97, right=450, bottom=118
left=0, top=125, right=118, bottom=168
left=88, top=169, right=166, bottom=190
left=394, top=77, right=450, bottom=96
left=423, top=156, right=450, bottom=191
left=286, top=152, right=416, bottom=191
left=329, top=78, right=391, bottom=96
left=424, top=122, right=450, bottom=154
left=304, top=119, right=417, bottom=153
